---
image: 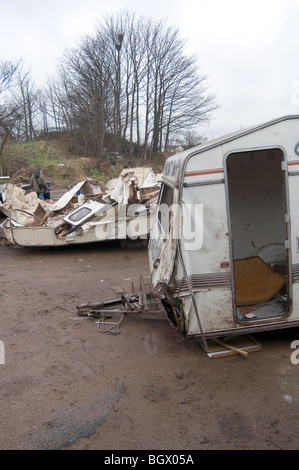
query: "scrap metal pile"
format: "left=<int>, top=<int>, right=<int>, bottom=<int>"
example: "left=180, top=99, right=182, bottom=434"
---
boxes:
left=0, top=167, right=161, bottom=247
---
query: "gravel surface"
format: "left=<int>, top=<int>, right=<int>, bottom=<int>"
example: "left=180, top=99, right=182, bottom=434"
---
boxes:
left=1, top=241, right=299, bottom=450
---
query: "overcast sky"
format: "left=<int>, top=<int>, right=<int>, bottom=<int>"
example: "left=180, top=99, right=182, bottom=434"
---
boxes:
left=1, top=0, right=299, bottom=139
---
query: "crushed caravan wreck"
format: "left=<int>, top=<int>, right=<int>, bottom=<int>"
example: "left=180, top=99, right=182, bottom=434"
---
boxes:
left=0, top=168, right=160, bottom=247
left=148, top=115, right=299, bottom=345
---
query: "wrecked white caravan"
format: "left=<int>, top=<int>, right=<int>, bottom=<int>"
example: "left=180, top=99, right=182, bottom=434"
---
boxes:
left=1, top=169, right=160, bottom=247
left=148, top=115, right=299, bottom=343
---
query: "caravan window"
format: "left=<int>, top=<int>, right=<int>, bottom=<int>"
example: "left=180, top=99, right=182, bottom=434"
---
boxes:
left=158, top=183, right=174, bottom=236
left=68, top=206, right=92, bottom=223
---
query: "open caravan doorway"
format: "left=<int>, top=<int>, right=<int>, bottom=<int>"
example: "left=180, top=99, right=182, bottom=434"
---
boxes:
left=226, top=148, right=290, bottom=324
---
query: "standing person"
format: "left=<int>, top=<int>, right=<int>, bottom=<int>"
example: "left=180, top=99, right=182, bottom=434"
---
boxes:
left=30, top=168, right=48, bottom=200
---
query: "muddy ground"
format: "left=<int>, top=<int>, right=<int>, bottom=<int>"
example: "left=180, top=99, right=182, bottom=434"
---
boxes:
left=1, top=237, right=299, bottom=452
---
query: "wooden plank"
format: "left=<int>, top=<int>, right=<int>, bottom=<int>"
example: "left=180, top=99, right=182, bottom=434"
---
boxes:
left=200, top=334, right=262, bottom=359
left=213, top=338, right=248, bottom=357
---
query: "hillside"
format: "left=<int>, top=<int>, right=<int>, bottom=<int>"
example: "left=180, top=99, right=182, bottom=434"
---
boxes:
left=1, top=135, right=166, bottom=188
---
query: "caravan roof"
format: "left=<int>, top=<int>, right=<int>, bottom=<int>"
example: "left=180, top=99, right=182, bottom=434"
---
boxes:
left=162, top=115, right=299, bottom=186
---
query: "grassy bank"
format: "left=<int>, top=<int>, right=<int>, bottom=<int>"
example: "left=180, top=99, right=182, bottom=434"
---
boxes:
left=1, top=135, right=166, bottom=188
left=1, top=139, right=124, bottom=187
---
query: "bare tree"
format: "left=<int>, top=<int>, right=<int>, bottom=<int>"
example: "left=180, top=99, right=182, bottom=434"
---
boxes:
left=56, top=31, right=116, bottom=157
left=0, top=59, right=19, bottom=94
left=48, top=11, right=217, bottom=161
left=175, top=129, right=208, bottom=150
left=0, top=59, right=21, bottom=174
left=13, top=67, right=40, bottom=140
left=142, top=22, right=217, bottom=155
left=45, top=76, right=70, bottom=131
left=0, top=61, right=43, bottom=142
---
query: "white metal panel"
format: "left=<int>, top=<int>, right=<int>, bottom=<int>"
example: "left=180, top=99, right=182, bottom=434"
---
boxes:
left=177, top=182, right=230, bottom=279
left=182, top=289, right=235, bottom=335
left=290, top=285, right=299, bottom=320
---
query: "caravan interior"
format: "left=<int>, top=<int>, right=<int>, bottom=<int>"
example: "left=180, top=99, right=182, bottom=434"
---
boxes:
left=225, top=147, right=290, bottom=324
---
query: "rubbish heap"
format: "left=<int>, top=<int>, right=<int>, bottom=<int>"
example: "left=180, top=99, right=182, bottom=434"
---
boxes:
left=0, top=167, right=161, bottom=247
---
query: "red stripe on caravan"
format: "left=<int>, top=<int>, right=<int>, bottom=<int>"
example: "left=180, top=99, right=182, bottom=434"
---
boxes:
left=185, top=161, right=299, bottom=176
left=184, top=168, right=224, bottom=177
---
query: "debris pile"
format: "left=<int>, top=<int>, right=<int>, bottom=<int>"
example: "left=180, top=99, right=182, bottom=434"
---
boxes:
left=0, top=184, right=53, bottom=226
left=0, top=167, right=161, bottom=247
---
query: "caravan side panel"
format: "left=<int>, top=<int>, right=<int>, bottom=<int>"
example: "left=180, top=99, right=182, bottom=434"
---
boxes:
left=176, top=147, right=235, bottom=334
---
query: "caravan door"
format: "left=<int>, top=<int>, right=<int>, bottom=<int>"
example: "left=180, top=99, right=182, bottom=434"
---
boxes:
left=225, top=147, right=290, bottom=324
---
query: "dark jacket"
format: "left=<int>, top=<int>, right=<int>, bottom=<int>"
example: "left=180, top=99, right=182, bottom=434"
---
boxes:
left=30, top=172, right=48, bottom=193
